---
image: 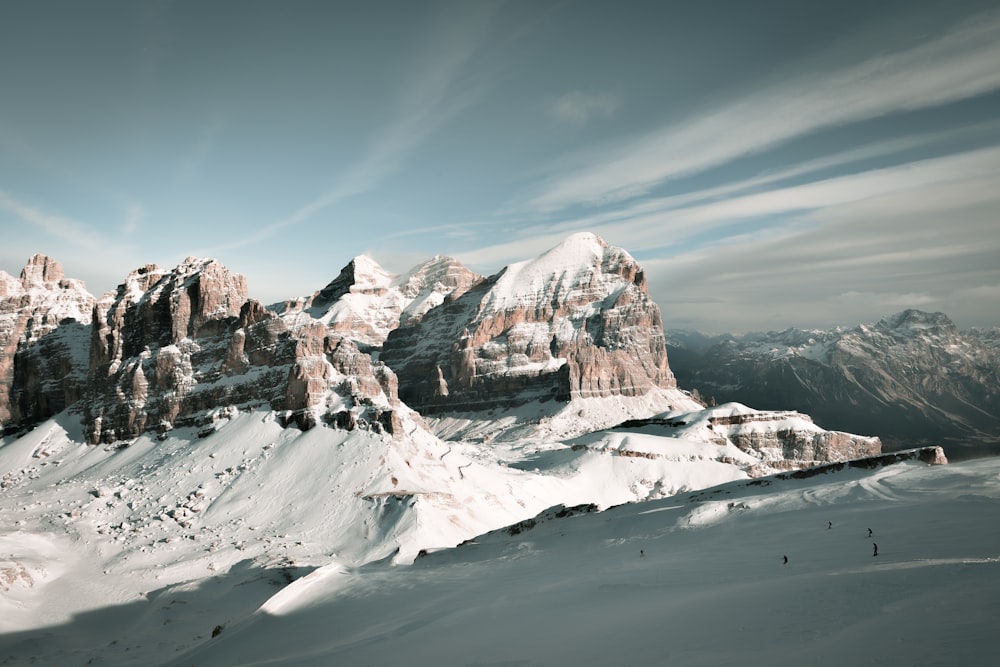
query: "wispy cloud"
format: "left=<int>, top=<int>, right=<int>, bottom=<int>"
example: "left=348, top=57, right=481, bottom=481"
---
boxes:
left=503, top=122, right=997, bottom=245
left=0, top=190, right=108, bottom=252
left=222, top=2, right=501, bottom=252
left=545, top=91, right=621, bottom=128
left=521, top=10, right=1000, bottom=212
left=460, top=144, right=1000, bottom=274
left=122, top=201, right=146, bottom=234
left=641, top=167, right=1000, bottom=331
left=834, top=291, right=937, bottom=308
left=0, top=118, right=151, bottom=240
left=175, top=116, right=226, bottom=184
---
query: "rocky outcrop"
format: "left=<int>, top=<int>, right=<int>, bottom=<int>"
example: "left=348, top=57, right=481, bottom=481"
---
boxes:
left=381, top=233, right=676, bottom=412
left=617, top=402, right=881, bottom=475
left=0, top=255, right=94, bottom=432
left=85, top=258, right=253, bottom=442
left=84, top=257, right=404, bottom=443
left=706, top=409, right=880, bottom=467
left=667, top=309, right=1000, bottom=458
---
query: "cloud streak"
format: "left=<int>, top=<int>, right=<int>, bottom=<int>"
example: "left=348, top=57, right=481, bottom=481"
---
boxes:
left=522, top=10, right=1000, bottom=212
left=0, top=190, right=109, bottom=252
left=175, top=116, right=226, bottom=184
left=545, top=91, right=620, bottom=128
left=642, top=170, right=1000, bottom=331
left=460, top=143, right=1000, bottom=274
left=223, top=2, right=501, bottom=252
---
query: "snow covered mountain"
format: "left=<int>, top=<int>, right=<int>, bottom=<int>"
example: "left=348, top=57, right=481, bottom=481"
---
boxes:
left=667, top=309, right=1000, bottom=458
left=0, top=236, right=887, bottom=475
left=381, top=232, right=692, bottom=438
left=0, top=234, right=909, bottom=666
left=272, top=254, right=482, bottom=350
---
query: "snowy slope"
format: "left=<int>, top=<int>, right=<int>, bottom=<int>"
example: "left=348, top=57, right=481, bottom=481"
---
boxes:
left=4, top=454, right=991, bottom=666
left=172, top=457, right=1000, bottom=667
left=481, top=231, right=632, bottom=312
left=0, top=399, right=791, bottom=660
left=1, top=240, right=958, bottom=666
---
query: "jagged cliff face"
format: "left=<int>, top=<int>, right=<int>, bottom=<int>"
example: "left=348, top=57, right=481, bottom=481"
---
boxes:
left=667, top=309, right=1000, bottom=457
left=0, top=240, right=885, bottom=473
left=83, top=258, right=403, bottom=443
left=618, top=402, right=882, bottom=475
left=0, top=255, right=94, bottom=431
left=381, top=233, right=676, bottom=412
left=699, top=404, right=881, bottom=474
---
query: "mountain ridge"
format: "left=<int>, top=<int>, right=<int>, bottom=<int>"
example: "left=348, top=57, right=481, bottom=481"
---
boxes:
left=1, top=234, right=881, bottom=472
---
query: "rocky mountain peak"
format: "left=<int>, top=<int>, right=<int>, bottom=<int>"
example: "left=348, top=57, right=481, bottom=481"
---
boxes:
left=0, top=256, right=94, bottom=432
left=116, top=264, right=167, bottom=300
left=396, top=256, right=483, bottom=327
left=481, top=232, right=644, bottom=315
left=92, top=257, right=248, bottom=367
left=19, top=253, right=65, bottom=287
left=308, top=255, right=395, bottom=314
left=380, top=233, right=675, bottom=417
left=275, top=254, right=482, bottom=350
left=1, top=241, right=893, bottom=472
left=0, top=271, right=21, bottom=298
left=881, top=309, right=956, bottom=334
left=78, top=255, right=416, bottom=443
left=666, top=310, right=1000, bottom=457
left=398, top=255, right=474, bottom=296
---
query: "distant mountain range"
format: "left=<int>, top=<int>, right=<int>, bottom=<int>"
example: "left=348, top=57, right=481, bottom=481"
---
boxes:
left=667, top=310, right=1000, bottom=459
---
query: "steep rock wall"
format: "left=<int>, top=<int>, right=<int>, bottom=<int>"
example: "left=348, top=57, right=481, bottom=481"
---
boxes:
left=0, top=255, right=94, bottom=432
left=381, top=233, right=675, bottom=412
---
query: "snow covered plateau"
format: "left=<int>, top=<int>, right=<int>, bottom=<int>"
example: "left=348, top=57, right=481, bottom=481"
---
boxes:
left=0, top=234, right=996, bottom=665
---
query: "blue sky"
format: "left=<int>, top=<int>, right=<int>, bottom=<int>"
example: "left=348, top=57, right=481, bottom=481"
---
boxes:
left=1, top=0, right=999, bottom=332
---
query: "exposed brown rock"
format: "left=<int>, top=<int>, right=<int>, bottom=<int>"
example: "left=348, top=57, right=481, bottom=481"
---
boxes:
left=1, top=240, right=895, bottom=479
left=82, top=257, right=405, bottom=442
left=381, top=233, right=675, bottom=412
left=0, top=256, right=94, bottom=432
left=918, top=446, right=949, bottom=465
left=19, top=253, right=65, bottom=287
left=737, top=429, right=882, bottom=473
left=85, top=258, right=258, bottom=442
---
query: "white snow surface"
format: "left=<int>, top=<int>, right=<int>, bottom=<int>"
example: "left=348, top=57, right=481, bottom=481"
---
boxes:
left=0, top=271, right=94, bottom=339
left=482, top=231, right=632, bottom=314
left=1, top=402, right=994, bottom=665
left=183, top=458, right=1000, bottom=666
left=280, top=254, right=481, bottom=347
left=426, top=387, right=704, bottom=443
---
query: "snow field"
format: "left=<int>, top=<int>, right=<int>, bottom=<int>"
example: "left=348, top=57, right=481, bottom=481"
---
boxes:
left=178, top=458, right=1000, bottom=667
left=1, top=402, right=996, bottom=665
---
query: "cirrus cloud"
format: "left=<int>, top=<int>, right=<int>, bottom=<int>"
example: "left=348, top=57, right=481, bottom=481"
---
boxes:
left=545, top=91, right=621, bottom=128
